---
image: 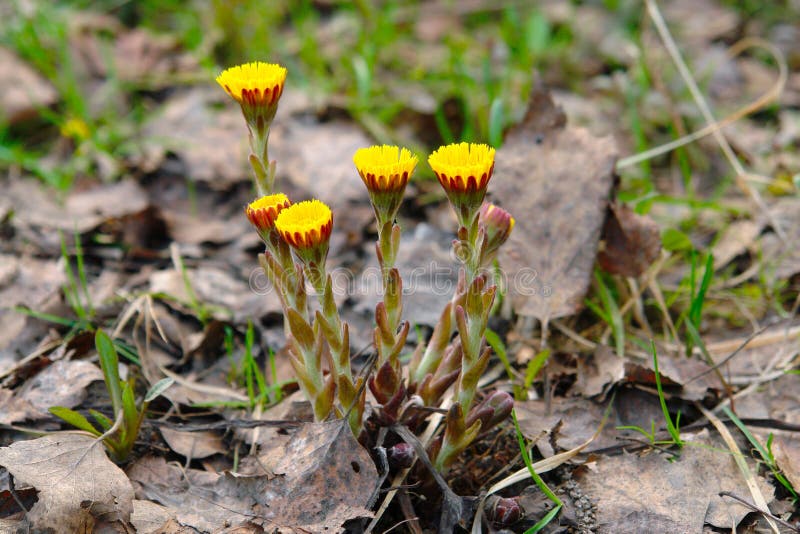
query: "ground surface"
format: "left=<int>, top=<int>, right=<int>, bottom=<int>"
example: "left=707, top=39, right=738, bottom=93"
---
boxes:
left=1, top=1, right=800, bottom=533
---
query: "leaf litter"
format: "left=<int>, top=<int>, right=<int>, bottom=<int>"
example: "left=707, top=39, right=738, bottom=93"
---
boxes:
left=0, top=433, right=135, bottom=532
left=3, top=1, right=800, bottom=532
left=128, top=420, right=377, bottom=533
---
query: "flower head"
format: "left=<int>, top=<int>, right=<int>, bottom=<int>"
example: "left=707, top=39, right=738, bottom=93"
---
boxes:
left=246, top=193, right=291, bottom=239
left=275, top=199, right=333, bottom=269
left=216, top=62, right=287, bottom=108
left=428, top=142, right=495, bottom=226
left=479, top=203, right=514, bottom=263
left=354, top=145, right=418, bottom=225
left=216, top=62, right=287, bottom=138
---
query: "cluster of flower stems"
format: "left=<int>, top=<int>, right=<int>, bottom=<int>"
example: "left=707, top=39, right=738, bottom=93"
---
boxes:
left=218, top=62, right=515, bottom=471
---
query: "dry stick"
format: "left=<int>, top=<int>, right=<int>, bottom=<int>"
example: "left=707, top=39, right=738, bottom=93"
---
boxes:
left=697, top=404, right=780, bottom=534
left=643, top=0, right=788, bottom=243
left=683, top=320, right=776, bottom=385
left=719, top=492, right=800, bottom=532
left=711, top=323, right=800, bottom=411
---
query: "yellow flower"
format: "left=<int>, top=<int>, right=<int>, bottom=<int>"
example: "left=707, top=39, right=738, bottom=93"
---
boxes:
left=353, top=145, right=418, bottom=193
left=60, top=117, right=90, bottom=141
left=216, top=62, right=287, bottom=108
left=353, top=145, right=418, bottom=226
left=428, top=142, right=495, bottom=195
left=428, top=142, right=496, bottom=227
left=246, top=193, right=291, bottom=237
left=275, top=199, right=333, bottom=252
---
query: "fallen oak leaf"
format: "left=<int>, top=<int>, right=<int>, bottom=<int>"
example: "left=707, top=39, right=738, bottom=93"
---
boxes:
left=0, top=434, right=135, bottom=532
left=493, top=85, right=618, bottom=321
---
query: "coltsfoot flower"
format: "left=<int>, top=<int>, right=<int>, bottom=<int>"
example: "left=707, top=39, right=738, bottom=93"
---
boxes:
left=216, top=62, right=287, bottom=145
left=216, top=62, right=287, bottom=109
left=275, top=199, right=333, bottom=273
left=428, top=142, right=495, bottom=225
left=245, top=193, right=291, bottom=239
left=353, top=145, right=418, bottom=225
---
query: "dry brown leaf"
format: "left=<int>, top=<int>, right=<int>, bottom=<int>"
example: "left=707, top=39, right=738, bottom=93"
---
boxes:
left=662, top=0, right=739, bottom=46
left=17, top=359, right=103, bottom=413
left=712, top=218, right=762, bottom=269
left=9, top=178, right=149, bottom=234
left=579, top=433, right=774, bottom=532
left=771, top=436, right=800, bottom=493
left=516, top=397, right=618, bottom=458
left=574, top=345, right=626, bottom=398
left=129, top=420, right=376, bottom=532
left=130, top=499, right=183, bottom=534
left=149, top=265, right=282, bottom=323
left=0, top=387, right=42, bottom=424
left=0, top=254, right=66, bottom=367
left=0, top=47, right=58, bottom=125
left=0, top=434, right=135, bottom=532
left=159, top=427, right=225, bottom=460
left=624, top=351, right=722, bottom=401
left=597, top=202, right=661, bottom=277
left=140, top=88, right=249, bottom=188
left=494, top=87, right=618, bottom=321
left=735, top=373, right=800, bottom=424
left=760, top=198, right=800, bottom=279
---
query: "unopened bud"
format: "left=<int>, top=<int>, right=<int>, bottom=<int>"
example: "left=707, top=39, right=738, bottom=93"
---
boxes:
left=387, top=442, right=415, bottom=469
left=479, top=203, right=514, bottom=261
left=488, top=496, right=521, bottom=526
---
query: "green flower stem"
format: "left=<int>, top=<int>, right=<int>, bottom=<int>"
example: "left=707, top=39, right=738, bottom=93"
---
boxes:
left=259, top=252, right=331, bottom=421
left=265, top=232, right=300, bottom=313
left=433, top=208, right=497, bottom=468
left=375, top=222, right=405, bottom=365
left=307, top=268, right=365, bottom=436
left=247, top=127, right=275, bottom=195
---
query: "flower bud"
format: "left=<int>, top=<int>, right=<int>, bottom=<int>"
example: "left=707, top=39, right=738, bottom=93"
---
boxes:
left=387, top=442, right=416, bottom=470
left=487, top=496, right=522, bottom=526
left=478, top=203, right=514, bottom=263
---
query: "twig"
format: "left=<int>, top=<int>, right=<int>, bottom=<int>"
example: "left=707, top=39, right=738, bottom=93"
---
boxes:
left=697, top=404, right=779, bottom=534
left=719, top=492, right=800, bottom=532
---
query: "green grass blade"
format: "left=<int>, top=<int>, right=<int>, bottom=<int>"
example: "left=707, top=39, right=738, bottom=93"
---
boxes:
left=650, top=341, right=682, bottom=447
left=511, top=410, right=562, bottom=506
left=524, top=504, right=563, bottom=534
left=594, top=272, right=625, bottom=357
left=524, top=349, right=550, bottom=389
